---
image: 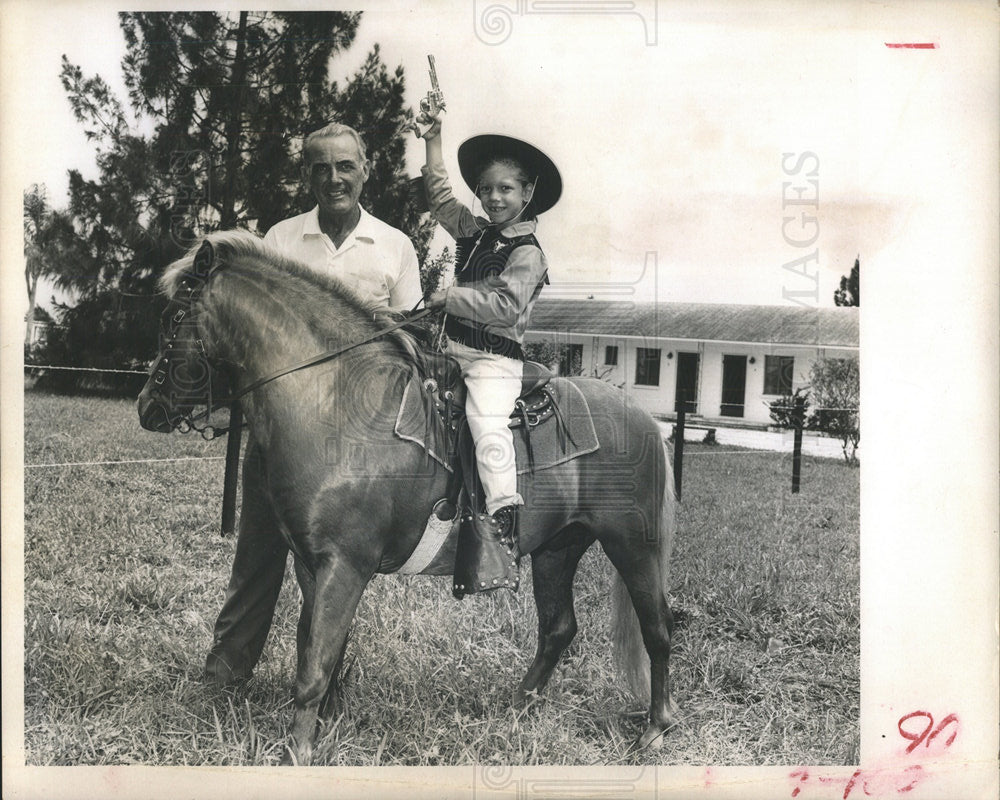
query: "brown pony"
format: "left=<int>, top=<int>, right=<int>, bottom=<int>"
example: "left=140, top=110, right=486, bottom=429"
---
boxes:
left=137, top=231, right=677, bottom=765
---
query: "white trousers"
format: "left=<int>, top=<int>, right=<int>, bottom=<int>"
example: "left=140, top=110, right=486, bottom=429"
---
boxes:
left=446, top=338, right=524, bottom=515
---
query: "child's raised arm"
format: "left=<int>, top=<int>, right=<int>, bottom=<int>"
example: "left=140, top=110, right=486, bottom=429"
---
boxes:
left=419, top=111, right=480, bottom=240
left=418, top=106, right=444, bottom=166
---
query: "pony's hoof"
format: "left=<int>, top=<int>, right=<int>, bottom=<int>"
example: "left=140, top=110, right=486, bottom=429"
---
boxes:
left=512, top=687, right=540, bottom=711
left=637, top=724, right=667, bottom=750
left=318, top=692, right=342, bottom=723
left=280, top=743, right=312, bottom=766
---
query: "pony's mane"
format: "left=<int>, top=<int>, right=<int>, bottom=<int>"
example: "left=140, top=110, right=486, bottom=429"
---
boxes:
left=159, top=229, right=419, bottom=362
left=159, top=229, right=378, bottom=317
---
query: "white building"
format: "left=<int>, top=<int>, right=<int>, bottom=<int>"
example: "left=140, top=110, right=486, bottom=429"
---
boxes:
left=525, top=300, right=859, bottom=427
left=26, top=320, right=50, bottom=346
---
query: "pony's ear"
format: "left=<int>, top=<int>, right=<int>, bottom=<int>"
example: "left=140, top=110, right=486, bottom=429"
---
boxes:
left=191, top=239, right=217, bottom=280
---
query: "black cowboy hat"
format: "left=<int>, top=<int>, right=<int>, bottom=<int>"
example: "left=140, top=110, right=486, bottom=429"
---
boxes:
left=457, top=134, right=562, bottom=215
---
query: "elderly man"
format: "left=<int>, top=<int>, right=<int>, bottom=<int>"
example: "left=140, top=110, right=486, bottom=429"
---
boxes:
left=205, top=122, right=422, bottom=685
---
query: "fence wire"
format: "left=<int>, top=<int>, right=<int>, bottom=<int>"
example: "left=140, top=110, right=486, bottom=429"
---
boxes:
left=25, top=455, right=228, bottom=469
left=23, top=365, right=853, bottom=479
left=25, top=365, right=859, bottom=412
left=24, top=364, right=149, bottom=376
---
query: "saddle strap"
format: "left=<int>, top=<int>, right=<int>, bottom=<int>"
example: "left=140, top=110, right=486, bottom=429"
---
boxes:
left=423, top=377, right=437, bottom=467
left=445, top=392, right=456, bottom=461
left=547, top=386, right=577, bottom=450
left=515, top=399, right=536, bottom=473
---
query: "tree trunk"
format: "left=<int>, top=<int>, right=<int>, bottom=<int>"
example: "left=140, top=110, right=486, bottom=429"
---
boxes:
left=25, top=272, right=37, bottom=345
left=219, top=11, right=249, bottom=230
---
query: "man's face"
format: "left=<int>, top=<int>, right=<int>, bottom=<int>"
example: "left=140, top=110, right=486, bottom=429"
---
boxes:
left=303, top=134, right=370, bottom=220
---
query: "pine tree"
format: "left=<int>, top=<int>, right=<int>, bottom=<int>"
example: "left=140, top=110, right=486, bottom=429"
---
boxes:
left=38, top=11, right=432, bottom=392
left=834, top=257, right=860, bottom=307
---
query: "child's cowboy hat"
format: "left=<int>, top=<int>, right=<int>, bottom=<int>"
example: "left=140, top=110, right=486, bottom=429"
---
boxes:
left=457, top=134, right=562, bottom=215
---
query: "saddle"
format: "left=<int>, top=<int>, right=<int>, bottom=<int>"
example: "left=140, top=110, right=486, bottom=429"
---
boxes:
left=402, top=324, right=567, bottom=599
left=419, top=352, right=561, bottom=491
left=401, top=319, right=568, bottom=465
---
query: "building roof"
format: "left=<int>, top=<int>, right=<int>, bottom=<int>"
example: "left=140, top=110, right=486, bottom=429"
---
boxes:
left=527, top=299, right=859, bottom=348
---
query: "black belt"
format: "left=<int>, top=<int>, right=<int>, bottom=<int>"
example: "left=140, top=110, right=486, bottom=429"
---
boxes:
left=445, top=316, right=524, bottom=360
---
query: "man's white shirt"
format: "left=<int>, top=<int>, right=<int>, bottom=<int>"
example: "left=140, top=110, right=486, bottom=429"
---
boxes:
left=263, top=206, right=422, bottom=311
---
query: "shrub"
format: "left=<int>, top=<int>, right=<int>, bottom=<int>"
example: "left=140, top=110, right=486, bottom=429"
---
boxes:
left=808, top=358, right=860, bottom=464
left=524, top=342, right=562, bottom=370
left=768, top=387, right=811, bottom=429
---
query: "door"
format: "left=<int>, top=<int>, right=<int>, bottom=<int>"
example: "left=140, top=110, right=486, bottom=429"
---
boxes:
left=720, top=355, right=747, bottom=417
left=674, top=352, right=699, bottom=413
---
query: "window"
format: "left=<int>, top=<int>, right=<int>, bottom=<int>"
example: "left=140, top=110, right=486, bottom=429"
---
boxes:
left=604, top=345, right=619, bottom=365
left=764, top=355, right=794, bottom=395
left=559, top=344, right=583, bottom=376
left=635, top=348, right=661, bottom=386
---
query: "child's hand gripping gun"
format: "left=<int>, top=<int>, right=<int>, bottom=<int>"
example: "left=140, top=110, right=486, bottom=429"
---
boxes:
left=411, top=55, right=446, bottom=138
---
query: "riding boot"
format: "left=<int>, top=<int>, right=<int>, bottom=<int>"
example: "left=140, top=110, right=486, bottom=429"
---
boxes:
left=452, top=505, right=520, bottom=598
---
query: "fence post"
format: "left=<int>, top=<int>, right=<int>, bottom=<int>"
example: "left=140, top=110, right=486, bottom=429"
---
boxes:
left=791, top=395, right=803, bottom=494
left=673, top=402, right=685, bottom=500
left=221, top=399, right=243, bottom=536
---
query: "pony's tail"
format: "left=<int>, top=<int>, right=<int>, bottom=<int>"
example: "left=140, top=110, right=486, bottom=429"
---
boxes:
left=611, top=441, right=676, bottom=705
left=611, top=571, right=650, bottom=704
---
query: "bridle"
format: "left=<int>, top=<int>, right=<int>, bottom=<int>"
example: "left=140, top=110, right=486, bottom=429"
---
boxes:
left=148, top=241, right=230, bottom=438
left=149, top=239, right=431, bottom=439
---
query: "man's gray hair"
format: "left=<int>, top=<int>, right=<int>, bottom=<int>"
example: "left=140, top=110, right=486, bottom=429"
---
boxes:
left=303, top=122, right=367, bottom=161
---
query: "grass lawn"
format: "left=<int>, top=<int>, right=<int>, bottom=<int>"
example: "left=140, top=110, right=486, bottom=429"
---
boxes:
left=23, top=389, right=859, bottom=766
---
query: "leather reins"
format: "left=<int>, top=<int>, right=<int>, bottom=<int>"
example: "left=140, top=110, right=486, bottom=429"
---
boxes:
left=228, top=307, right=432, bottom=404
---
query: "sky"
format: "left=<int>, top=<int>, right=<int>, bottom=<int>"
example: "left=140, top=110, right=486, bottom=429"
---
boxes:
left=2, top=0, right=934, bottom=310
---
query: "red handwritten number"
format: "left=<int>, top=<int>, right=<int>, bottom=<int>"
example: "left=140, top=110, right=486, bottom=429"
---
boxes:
left=926, top=713, right=959, bottom=749
left=898, top=711, right=960, bottom=754
left=789, top=769, right=808, bottom=797
left=787, top=714, right=955, bottom=798
left=897, top=764, right=925, bottom=794
left=898, top=711, right=934, bottom=753
left=841, top=768, right=863, bottom=799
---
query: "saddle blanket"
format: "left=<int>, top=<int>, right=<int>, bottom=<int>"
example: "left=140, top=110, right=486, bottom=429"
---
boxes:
left=393, top=376, right=600, bottom=576
left=395, top=508, right=460, bottom=575
left=393, top=375, right=599, bottom=474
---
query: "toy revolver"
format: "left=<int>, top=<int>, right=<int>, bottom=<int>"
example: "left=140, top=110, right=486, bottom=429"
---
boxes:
left=412, top=55, right=446, bottom=137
